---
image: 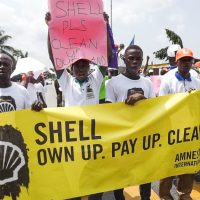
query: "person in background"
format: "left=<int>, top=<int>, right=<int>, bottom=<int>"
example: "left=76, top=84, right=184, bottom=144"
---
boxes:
left=99, top=68, right=118, bottom=104
left=159, top=48, right=200, bottom=200
left=21, top=71, right=38, bottom=104
left=10, top=73, right=22, bottom=83
left=194, top=61, right=200, bottom=77
left=106, top=45, right=155, bottom=200
left=99, top=74, right=109, bottom=104
left=160, top=67, right=169, bottom=75
left=164, top=44, right=198, bottom=78
left=167, top=44, right=181, bottom=70
left=194, top=61, right=200, bottom=69
left=36, top=73, right=47, bottom=108
left=116, top=43, right=125, bottom=57
left=147, top=68, right=154, bottom=77
left=54, top=79, right=63, bottom=107
left=21, top=71, right=47, bottom=107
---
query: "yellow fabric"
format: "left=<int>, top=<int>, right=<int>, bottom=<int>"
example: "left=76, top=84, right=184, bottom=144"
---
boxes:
left=1, top=90, right=200, bottom=200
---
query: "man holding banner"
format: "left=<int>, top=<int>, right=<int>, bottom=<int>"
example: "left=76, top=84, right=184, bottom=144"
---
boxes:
left=106, top=45, right=155, bottom=200
left=0, top=52, right=44, bottom=200
left=46, top=0, right=111, bottom=199
left=0, top=52, right=43, bottom=112
left=159, top=48, right=200, bottom=200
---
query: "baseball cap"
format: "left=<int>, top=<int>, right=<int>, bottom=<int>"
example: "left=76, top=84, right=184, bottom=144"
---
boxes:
left=176, top=48, right=193, bottom=61
left=194, top=61, right=200, bottom=68
left=167, top=44, right=181, bottom=57
left=72, top=58, right=91, bottom=66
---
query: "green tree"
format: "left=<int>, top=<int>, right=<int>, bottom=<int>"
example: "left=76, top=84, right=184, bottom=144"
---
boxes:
left=154, top=29, right=183, bottom=61
left=0, top=30, right=16, bottom=55
left=0, top=29, right=28, bottom=63
left=13, top=49, right=28, bottom=58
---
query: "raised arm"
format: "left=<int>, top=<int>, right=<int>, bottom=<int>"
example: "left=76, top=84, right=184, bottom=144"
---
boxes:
left=46, top=12, right=64, bottom=79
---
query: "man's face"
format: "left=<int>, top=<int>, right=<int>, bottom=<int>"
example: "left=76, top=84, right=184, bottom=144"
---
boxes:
left=177, top=57, right=193, bottom=76
left=124, top=49, right=143, bottom=76
left=0, top=54, right=13, bottom=79
left=72, top=60, right=90, bottom=81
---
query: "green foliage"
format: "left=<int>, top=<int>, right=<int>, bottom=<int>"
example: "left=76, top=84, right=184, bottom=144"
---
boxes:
left=0, top=35, right=12, bottom=46
left=0, top=28, right=28, bottom=61
left=153, top=47, right=168, bottom=61
left=154, top=29, right=183, bottom=61
left=0, top=30, right=13, bottom=52
left=165, top=29, right=183, bottom=48
left=13, top=50, right=28, bottom=58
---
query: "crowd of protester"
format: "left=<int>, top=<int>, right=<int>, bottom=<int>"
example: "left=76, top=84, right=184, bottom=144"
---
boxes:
left=0, top=8, right=200, bottom=200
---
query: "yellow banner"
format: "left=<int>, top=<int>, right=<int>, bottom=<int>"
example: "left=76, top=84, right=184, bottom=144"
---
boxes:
left=0, top=90, right=200, bottom=200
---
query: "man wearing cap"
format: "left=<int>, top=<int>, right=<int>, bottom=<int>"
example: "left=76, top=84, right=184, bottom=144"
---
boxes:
left=159, top=48, right=200, bottom=200
left=167, top=44, right=181, bottom=70
left=164, top=44, right=199, bottom=78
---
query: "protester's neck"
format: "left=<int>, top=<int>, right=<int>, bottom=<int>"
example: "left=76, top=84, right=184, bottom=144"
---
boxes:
left=75, top=78, right=88, bottom=85
left=0, top=80, right=12, bottom=88
left=178, top=71, right=190, bottom=79
left=123, top=72, right=140, bottom=80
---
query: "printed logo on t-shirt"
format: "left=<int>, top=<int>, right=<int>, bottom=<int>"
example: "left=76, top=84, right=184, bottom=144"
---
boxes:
left=86, top=84, right=95, bottom=99
left=184, top=87, right=196, bottom=92
left=0, top=96, right=16, bottom=113
left=127, top=88, right=144, bottom=98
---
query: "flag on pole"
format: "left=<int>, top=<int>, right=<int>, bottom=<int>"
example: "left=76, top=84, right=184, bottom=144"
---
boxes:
left=129, top=35, right=135, bottom=46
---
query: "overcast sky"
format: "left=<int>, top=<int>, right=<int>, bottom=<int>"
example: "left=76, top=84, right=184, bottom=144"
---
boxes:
left=0, top=0, right=200, bottom=68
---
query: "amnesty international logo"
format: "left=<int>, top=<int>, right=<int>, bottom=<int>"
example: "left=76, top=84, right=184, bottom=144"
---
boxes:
left=0, top=125, right=29, bottom=200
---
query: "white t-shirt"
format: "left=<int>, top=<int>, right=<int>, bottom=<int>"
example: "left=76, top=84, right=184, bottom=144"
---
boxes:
left=35, top=82, right=47, bottom=101
left=27, top=83, right=38, bottom=103
left=44, top=80, right=57, bottom=108
left=0, top=82, right=31, bottom=112
left=106, top=74, right=155, bottom=102
left=159, top=70, right=200, bottom=96
left=58, top=67, right=103, bottom=106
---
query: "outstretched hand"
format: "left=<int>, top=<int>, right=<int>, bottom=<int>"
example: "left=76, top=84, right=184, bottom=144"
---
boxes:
left=125, top=93, right=146, bottom=105
left=45, top=12, right=51, bottom=25
left=31, top=101, right=43, bottom=112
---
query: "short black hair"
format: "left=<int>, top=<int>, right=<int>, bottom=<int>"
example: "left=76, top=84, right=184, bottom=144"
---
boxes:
left=125, top=45, right=143, bottom=56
